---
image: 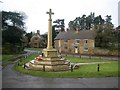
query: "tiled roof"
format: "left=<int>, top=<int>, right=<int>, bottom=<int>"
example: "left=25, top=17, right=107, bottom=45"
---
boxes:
left=55, top=30, right=96, bottom=40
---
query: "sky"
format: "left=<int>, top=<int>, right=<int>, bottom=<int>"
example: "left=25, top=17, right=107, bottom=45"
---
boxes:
left=0, top=0, right=119, bottom=34
left=119, top=1, right=120, bottom=26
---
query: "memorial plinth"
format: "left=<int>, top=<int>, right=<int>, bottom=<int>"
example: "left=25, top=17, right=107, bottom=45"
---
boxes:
left=27, top=9, right=70, bottom=71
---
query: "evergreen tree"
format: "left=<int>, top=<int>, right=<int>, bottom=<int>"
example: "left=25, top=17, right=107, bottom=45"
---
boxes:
left=2, top=11, right=27, bottom=53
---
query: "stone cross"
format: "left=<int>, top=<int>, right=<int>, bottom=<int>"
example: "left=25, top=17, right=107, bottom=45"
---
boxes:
left=46, top=9, right=54, bottom=49
left=46, top=9, right=54, bottom=20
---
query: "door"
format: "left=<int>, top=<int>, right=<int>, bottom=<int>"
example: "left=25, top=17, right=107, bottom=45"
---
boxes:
left=34, top=43, right=37, bottom=48
left=75, top=46, right=78, bottom=53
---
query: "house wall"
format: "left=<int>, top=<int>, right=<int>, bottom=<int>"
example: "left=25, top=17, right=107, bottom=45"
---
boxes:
left=81, top=39, right=95, bottom=54
left=55, top=39, right=95, bottom=54
left=55, top=40, right=64, bottom=52
left=31, top=39, right=41, bottom=48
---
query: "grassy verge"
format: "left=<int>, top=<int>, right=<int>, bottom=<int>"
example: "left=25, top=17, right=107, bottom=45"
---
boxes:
left=2, top=50, right=27, bottom=61
left=25, top=48, right=43, bottom=51
left=14, top=54, right=119, bottom=78
left=2, top=55, right=14, bottom=61
left=2, top=55, right=23, bottom=68
left=0, top=55, right=2, bottom=61
left=63, top=56, right=112, bottom=63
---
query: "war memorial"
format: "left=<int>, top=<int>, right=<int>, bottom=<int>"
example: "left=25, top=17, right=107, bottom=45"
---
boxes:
left=26, top=9, right=70, bottom=71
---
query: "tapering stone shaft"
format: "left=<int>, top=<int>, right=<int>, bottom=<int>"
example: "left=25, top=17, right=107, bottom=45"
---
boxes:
left=46, top=9, right=54, bottom=49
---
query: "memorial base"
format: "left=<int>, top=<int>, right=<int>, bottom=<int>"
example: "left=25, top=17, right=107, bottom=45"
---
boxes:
left=27, top=48, right=70, bottom=71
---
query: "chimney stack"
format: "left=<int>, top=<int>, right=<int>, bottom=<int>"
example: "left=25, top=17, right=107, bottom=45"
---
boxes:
left=76, top=27, right=79, bottom=33
left=66, top=28, right=69, bottom=32
left=37, top=30, right=40, bottom=36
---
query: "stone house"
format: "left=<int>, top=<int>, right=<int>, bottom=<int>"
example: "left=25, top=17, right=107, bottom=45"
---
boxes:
left=54, top=29, right=96, bottom=54
left=30, top=30, right=42, bottom=48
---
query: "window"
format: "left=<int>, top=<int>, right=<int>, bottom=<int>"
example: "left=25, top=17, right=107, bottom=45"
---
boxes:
left=74, top=39, right=80, bottom=44
left=64, top=40, right=68, bottom=45
left=75, top=46, right=78, bottom=48
left=84, top=47, right=88, bottom=51
left=76, top=40, right=80, bottom=43
left=64, top=45, right=67, bottom=49
left=64, top=40, right=68, bottom=42
left=84, top=39, right=88, bottom=43
left=34, top=37, right=38, bottom=40
left=84, top=39, right=88, bottom=51
left=58, top=40, right=61, bottom=47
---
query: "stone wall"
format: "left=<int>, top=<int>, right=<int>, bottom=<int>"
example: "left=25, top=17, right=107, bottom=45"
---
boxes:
left=94, top=48, right=118, bottom=56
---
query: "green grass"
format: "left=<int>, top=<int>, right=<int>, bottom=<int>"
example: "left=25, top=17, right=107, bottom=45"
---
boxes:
left=63, top=56, right=112, bottom=63
left=2, top=55, right=14, bottom=61
left=0, top=55, right=2, bottom=61
left=14, top=53, right=119, bottom=78
left=14, top=53, right=40, bottom=66
left=2, top=55, right=23, bottom=68
left=25, top=48, right=43, bottom=51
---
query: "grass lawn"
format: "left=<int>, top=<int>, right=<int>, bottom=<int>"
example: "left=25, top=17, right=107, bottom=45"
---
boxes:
left=63, top=56, right=112, bottom=63
left=2, top=51, right=27, bottom=67
left=14, top=54, right=119, bottom=78
left=25, top=48, right=43, bottom=51
left=2, top=55, right=14, bottom=61
left=0, top=55, right=2, bottom=61
left=2, top=55, right=23, bottom=68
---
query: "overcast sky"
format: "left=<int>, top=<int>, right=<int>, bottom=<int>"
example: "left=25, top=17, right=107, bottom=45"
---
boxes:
left=0, top=0, right=119, bottom=34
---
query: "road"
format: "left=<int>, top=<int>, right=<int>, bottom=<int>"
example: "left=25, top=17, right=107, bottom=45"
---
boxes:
left=1, top=49, right=119, bottom=88
left=2, top=60, right=119, bottom=88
